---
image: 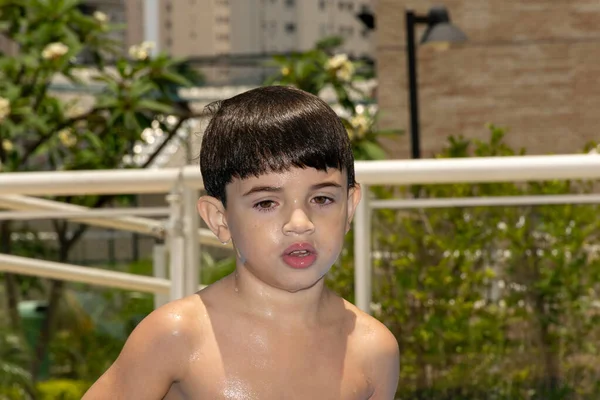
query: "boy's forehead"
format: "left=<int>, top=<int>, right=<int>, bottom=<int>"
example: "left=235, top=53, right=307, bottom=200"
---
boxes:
left=229, top=167, right=346, bottom=191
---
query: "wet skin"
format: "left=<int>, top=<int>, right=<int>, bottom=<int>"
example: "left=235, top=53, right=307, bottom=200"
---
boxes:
left=82, top=168, right=399, bottom=399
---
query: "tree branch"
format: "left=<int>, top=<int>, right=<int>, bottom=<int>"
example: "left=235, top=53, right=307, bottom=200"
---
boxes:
left=63, top=111, right=205, bottom=249
left=20, top=108, right=108, bottom=167
left=140, top=112, right=206, bottom=169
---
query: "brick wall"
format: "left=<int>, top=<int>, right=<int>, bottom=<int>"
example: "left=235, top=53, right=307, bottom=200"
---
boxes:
left=375, top=0, right=600, bottom=158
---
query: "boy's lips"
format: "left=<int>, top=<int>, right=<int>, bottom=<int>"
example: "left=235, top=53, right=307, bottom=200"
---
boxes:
left=281, top=242, right=317, bottom=269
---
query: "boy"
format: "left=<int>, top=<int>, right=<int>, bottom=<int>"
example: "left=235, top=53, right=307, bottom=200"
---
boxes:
left=83, top=86, right=399, bottom=399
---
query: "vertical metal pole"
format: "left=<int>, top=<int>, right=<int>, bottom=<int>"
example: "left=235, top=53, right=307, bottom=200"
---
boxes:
left=166, top=186, right=185, bottom=301
left=152, top=241, right=168, bottom=308
left=183, top=186, right=200, bottom=295
left=354, top=184, right=372, bottom=314
left=405, top=10, right=421, bottom=159
left=144, top=0, right=160, bottom=56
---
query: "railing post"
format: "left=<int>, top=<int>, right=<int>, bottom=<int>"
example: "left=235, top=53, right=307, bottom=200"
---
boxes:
left=354, top=184, right=372, bottom=314
left=166, top=181, right=185, bottom=301
left=152, top=240, right=168, bottom=308
left=183, top=186, right=200, bottom=295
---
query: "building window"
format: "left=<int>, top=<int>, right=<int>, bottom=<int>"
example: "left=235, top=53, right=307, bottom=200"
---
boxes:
left=320, top=23, right=328, bottom=36
left=285, top=0, right=295, bottom=6
left=319, top=0, right=326, bottom=10
left=285, top=22, right=296, bottom=33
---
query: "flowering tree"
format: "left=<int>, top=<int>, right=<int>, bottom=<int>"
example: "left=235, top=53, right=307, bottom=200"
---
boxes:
left=266, top=36, right=401, bottom=161
left=0, top=0, right=203, bottom=382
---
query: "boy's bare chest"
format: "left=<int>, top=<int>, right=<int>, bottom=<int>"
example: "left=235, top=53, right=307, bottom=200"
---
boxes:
left=167, top=325, right=372, bottom=399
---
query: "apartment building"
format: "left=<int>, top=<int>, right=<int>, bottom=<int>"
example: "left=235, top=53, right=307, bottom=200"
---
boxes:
left=125, top=0, right=373, bottom=57
left=229, top=0, right=373, bottom=58
left=122, top=0, right=374, bottom=83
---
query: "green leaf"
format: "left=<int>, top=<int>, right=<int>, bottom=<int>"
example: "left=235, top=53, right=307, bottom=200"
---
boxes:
left=158, top=71, right=191, bottom=87
left=375, top=128, right=404, bottom=137
left=360, top=141, right=387, bottom=160
left=137, top=100, right=173, bottom=114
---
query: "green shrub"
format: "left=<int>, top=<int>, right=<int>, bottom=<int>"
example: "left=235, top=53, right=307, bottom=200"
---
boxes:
left=36, top=379, right=89, bottom=400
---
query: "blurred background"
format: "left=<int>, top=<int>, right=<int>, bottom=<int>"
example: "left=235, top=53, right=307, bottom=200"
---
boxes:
left=1, top=0, right=600, bottom=399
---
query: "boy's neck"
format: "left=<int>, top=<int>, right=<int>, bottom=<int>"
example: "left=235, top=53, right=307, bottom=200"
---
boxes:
left=229, top=265, right=330, bottom=326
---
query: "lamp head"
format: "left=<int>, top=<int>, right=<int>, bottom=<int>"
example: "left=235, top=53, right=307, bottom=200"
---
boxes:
left=420, top=6, right=467, bottom=44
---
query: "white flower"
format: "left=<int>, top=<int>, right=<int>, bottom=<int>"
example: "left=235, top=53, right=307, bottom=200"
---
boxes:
left=326, top=53, right=355, bottom=81
left=348, top=112, right=371, bottom=140
left=93, top=11, right=109, bottom=23
left=42, top=42, right=69, bottom=60
left=129, top=41, right=155, bottom=60
left=351, top=113, right=370, bottom=132
left=336, top=61, right=355, bottom=81
left=2, top=139, right=13, bottom=152
left=58, top=128, right=77, bottom=147
left=0, top=97, right=10, bottom=121
left=326, top=54, right=348, bottom=70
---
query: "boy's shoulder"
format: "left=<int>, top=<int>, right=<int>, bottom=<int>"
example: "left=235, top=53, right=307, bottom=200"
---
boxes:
left=339, top=299, right=400, bottom=393
left=135, top=292, right=208, bottom=348
left=341, top=298, right=399, bottom=353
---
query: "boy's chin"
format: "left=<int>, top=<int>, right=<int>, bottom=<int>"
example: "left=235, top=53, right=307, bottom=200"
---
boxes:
left=273, top=270, right=331, bottom=293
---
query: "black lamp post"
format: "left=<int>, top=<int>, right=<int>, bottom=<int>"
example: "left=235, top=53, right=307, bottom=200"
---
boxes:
left=405, top=6, right=467, bottom=158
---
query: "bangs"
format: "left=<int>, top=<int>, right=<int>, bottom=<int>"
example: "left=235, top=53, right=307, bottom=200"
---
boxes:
left=222, top=123, right=348, bottom=182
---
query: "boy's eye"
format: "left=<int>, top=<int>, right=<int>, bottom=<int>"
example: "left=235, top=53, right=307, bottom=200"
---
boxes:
left=312, top=196, right=334, bottom=206
left=254, top=200, right=277, bottom=211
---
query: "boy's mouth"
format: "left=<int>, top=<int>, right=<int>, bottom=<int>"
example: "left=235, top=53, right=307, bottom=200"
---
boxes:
left=282, top=243, right=317, bottom=269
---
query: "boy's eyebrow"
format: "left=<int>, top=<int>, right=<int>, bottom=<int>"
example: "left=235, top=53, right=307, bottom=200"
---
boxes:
left=242, top=181, right=342, bottom=197
left=311, top=181, right=343, bottom=190
left=242, top=185, right=282, bottom=197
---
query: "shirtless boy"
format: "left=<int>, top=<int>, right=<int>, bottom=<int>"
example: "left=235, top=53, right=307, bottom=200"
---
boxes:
left=83, top=86, right=399, bottom=399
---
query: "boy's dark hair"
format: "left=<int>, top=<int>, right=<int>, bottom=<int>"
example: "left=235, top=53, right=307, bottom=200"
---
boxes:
left=200, top=85, right=356, bottom=206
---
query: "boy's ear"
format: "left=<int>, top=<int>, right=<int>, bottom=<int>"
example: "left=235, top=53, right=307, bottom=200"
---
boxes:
left=345, top=183, right=362, bottom=233
left=197, top=196, right=231, bottom=244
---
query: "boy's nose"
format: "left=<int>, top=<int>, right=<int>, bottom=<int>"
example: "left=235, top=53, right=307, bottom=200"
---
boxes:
left=283, top=207, right=315, bottom=236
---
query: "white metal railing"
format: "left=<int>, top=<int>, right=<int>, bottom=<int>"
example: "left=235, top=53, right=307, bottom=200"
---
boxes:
left=1, top=153, right=600, bottom=312
left=0, top=194, right=225, bottom=247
